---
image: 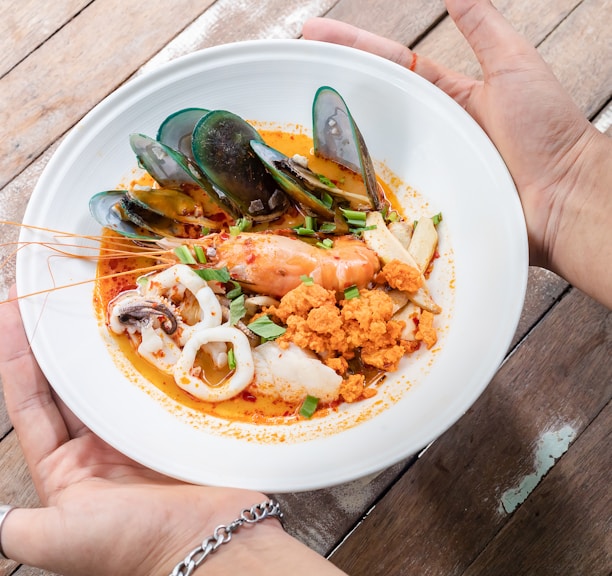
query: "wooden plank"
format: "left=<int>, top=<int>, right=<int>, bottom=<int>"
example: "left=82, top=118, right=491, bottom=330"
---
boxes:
left=274, top=458, right=414, bottom=554
left=329, top=289, right=611, bottom=574
left=0, top=432, right=41, bottom=576
left=538, top=0, right=612, bottom=118
left=324, top=0, right=446, bottom=43
left=136, top=0, right=337, bottom=74
left=511, top=268, right=568, bottom=348
left=0, top=0, right=217, bottom=190
left=463, top=401, right=612, bottom=576
left=0, top=0, right=90, bottom=77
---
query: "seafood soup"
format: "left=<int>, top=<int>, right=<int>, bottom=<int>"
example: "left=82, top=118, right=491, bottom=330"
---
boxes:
left=91, top=88, right=447, bottom=426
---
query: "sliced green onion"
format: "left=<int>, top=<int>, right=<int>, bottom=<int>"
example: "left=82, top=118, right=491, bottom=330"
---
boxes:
left=193, top=245, right=207, bottom=264
left=229, top=217, right=251, bottom=235
left=227, top=348, right=236, bottom=370
left=431, top=212, right=443, bottom=226
left=300, top=275, right=314, bottom=286
left=174, top=245, right=196, bottom=265
left=386, top=210, right=400, bottom=222
left=229, top=294, right=246, bottom=326
left=201, top=226, right=210, bottom=236
left=340, top=208, right=367, bottom=227
left=343, top=285, right=360, bottom=300
left=316, top=238, right=334, bottom=250
left=317, top=174, right=335, bottom=187
left=299, top=395, right=319, bottom=418
left=304, top=215, right=316, bottom=231
left=248, top=315, right=286, bottom=340
left=194, top=267, right=231, bottom=283
left=136, top=276, right=149, bottom=288
left=349, top=224, right=377, bottom=235
left=226, top=281, right=242, bottom=300
left=318, top=222, right=337, bottom=233
left=295, top=227, right=316, bottom=236
left=321, top=191, right=333, bottom=209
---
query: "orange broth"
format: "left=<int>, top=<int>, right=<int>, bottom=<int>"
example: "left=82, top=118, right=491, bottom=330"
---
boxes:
left=94, top=129, right=397, bottom=424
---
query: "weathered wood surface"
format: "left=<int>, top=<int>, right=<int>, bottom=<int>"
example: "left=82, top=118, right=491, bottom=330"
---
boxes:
left=1, top=1, right=610, bottom=575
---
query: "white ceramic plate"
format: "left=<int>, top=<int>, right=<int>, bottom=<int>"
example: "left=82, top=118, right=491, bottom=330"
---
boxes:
left=17, top=40, right=527, bottom=492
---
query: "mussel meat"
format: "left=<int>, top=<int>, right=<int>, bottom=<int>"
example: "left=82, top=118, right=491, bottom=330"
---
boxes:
left=312, top=86, right=386, bottom=211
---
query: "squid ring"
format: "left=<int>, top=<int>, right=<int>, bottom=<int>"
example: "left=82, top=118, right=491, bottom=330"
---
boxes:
left=173, top=325, right=255, bottom=402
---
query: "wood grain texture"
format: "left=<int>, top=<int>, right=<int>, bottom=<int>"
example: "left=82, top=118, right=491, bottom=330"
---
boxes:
left=462, top=401, right=612, bottom=576
left=135, top=0, right=338, bottom=75
left=274, top=458, right=414, bottom=554
left=330, top=289, right=612, bottom=575
left=324, top=0, right=446, bottom=43
left=0, top=432, right=41, bottom=576
left=538, top=0, right=612, bottom=118
left=0, top=0, right=216, bottom=190
left=0, top=0, right=90, bottom=76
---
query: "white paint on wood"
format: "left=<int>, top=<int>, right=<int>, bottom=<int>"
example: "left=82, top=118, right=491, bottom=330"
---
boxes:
left=498, top=424, right=577, bottom=514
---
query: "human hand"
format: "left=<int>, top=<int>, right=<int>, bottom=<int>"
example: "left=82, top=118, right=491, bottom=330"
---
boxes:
left=303, top=0, right=612, bottom=308
left=0, top=286, right=284, bottom=576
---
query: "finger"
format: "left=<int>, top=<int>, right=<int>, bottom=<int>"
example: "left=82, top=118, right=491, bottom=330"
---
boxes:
left=302, top=18, right=470, bottom=98
left=0, top=286, right=70, bottom=491
left=302, top=18, right=415, bottom=68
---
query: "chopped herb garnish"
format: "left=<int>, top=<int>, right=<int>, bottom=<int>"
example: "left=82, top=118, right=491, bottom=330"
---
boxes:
left=431, top=212, right=443, bottom=226
left=350, top=225, right=377, bottom=235
left=201, top=226, right=210, bottom=236
left=340, top=208, right=367, bottom=227
left=318, top=222, right=337, bottom=233
left=174, top=245, right=196, bottom=265
left=229, top=217, right=251, bottom=236
left=321, top=191, right=333, bottom=209
left=295, top=227, right=316, bottom=236
left=136, top=276, right=149, bottom=288
left=316, top=238, right=334, bottom=250
left=304, top=215, right=316, bottom=231
left=194, top=266, right=231, bottom=283
left=227, top=347, right=236, bottom=370
left=386, top=210, right=400, bottom=222
left=343, top=285, right=360, bottom=300
left=193, top=245, right=207, bottom=264
left=248, top=314, right=286, bottom=340
left=300, top=275, right=314, bottom=286
left=317, top=174, right=335, bottom=187
left=226, top=280, right=242, bottom=300
left=299, top=395, right=319, bottom=418
left=229, top=294, right=246, bottom=326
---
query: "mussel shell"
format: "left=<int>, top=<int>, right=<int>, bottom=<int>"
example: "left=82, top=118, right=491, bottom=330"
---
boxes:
left=89, top=190, right=161, bottom=240
left=130, top=133, right=199, bottom=188
left=156, top=108, right=209, bottom=159
left=191, top=110, right=290, bottom=222
left=312, top=86, right=385, bottom=211
left=130, top=133, right=241, bottom=220
left=250, top=140, right=335, bottom=219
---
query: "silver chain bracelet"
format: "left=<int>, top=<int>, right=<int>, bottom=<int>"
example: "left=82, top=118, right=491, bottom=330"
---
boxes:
left=169, top=498, right=283, bottom=576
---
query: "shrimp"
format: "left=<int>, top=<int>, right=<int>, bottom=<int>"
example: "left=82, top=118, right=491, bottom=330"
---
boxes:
left=191, top=232, right=381, bottom=298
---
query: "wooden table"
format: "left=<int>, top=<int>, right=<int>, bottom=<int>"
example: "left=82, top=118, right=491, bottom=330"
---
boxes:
left=1, top=1, right=610, bottom=575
